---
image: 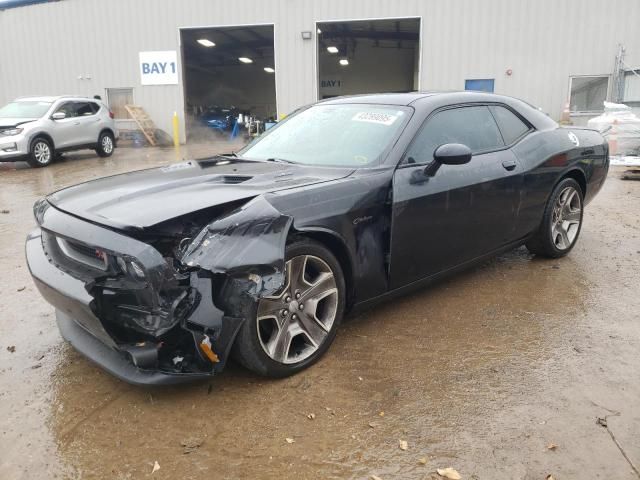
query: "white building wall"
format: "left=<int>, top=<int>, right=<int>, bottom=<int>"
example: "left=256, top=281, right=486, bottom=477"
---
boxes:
left=1, top=0, right=639, bottom=141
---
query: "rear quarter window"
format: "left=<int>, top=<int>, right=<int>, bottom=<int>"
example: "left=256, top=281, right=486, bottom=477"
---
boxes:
left=490, top=105, right=531, bottom=145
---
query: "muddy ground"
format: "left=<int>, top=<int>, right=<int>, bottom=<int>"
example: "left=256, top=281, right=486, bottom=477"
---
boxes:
left=0, top=146, right=638, bottom=480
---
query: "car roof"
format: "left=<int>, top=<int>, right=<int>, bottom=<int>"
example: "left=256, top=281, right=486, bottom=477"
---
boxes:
left=14, top=95, right=98, bottom=103
left=319, top=91, right=535, bottom=106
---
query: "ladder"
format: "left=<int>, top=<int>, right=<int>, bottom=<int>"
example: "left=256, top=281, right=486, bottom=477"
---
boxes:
left=124, top=105, right=157, bottom=146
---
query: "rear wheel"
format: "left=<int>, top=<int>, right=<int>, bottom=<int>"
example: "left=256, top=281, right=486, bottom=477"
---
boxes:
left=232, top=238, right=345, bottom=377
left=96, top=131, right=114, bottom=157
left=27, top=138, right=54, bottom=167
left=526, top=178, right=583, bottom=258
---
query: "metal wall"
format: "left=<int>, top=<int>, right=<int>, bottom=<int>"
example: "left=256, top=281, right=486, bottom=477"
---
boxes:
left=1, top=0, right=639, bottom=140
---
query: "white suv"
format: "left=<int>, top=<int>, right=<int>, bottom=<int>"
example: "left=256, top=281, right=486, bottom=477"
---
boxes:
left=0, top=96, right=118, bottom=167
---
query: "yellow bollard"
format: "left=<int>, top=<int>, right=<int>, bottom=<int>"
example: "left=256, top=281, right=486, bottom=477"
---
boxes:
left=172, top=111, right=180, bottom=158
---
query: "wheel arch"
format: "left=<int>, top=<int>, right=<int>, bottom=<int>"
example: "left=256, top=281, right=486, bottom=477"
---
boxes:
left=291, top=227, right=355, bottom=311
left=29, top=132, right=55, bottom=150
left=560, top=168, right=587, bottom=197
left=99, top=127, right=115, bottom=140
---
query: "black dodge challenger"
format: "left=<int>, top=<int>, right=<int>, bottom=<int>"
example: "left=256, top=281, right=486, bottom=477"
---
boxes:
left=26, top=92, right=609, bottom=385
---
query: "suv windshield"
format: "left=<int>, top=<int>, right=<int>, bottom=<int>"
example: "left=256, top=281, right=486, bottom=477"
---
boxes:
left=240, top=103, right=412, bottom=167
left=0, top=100, right=53, bottom=119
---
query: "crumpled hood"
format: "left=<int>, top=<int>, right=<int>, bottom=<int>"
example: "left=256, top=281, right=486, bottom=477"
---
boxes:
left=47, top=157, right=354, bottom=230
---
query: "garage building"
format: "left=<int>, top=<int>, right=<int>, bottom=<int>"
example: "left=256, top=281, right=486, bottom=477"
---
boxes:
left=0, top=0, right=639, bottom=142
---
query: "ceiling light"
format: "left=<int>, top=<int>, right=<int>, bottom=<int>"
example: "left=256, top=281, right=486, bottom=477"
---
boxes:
left=327, top=46, right=339, bottom=54
left=339, top=58, right=349, bottom=66
left=197, top=39, right=215, bottom=47
left=238, top=57, right=253, bottom=64
left=264, top=67, right=275, bottom=73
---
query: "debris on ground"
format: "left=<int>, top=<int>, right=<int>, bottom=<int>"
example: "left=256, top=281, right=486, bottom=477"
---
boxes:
left=17, top=286, right=25, bottom=292
left=31, top=364, right=42, bottom=369
left=368, top=422, right=376, bottom=428
left=436, top=467, right=461, bottom=479
left=7, top=345, right=15, bottom=353
left=419, top=457, right=429, bottom=465
left=151, top=461, right=160, bottom=474
left=307, top=413, right=315, bottom=420
left=547, top=442, right=558, bottom=450
left=399, top=439, right=408, bottom=451
left=379, top=411, right=385, bottom=417
left=0, top=209, right=9, bottom=214
left=181, top=437, right=203, bottom=454
left=545, top=475, right=555, bottom=480
left=370, top=475, right=383, bottom=480
left=596, top=417, right=608, bottom=428
left=285, top=437, right=295, bottom=444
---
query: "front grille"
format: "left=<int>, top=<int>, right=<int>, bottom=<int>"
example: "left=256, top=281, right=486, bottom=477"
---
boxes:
left=56, top=237, right=109, bottom=271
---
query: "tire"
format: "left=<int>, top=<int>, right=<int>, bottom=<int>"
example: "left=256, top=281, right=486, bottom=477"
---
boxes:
left=526, top=177, right=584, bottom=258
left=96, top=131, right=115, bottom=157
left=232, top=238, right=346, bottom=377
left=27, top=137, right=54, bottom=168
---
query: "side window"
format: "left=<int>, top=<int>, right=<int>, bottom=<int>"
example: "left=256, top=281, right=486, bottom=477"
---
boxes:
left=405, top=105, right=504, bottom=164
left=489, top=105, right=530, bottom=145
left=54, top=102, right=77, bottom=118
left=90, top=102, right=101, bottom=114
left=75, top=102, right=95, bottom=116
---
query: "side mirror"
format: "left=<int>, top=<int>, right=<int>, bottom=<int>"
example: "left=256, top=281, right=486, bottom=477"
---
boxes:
left=434, top=143, right=472, bottom=165
left=51, top=112, right=66, bottom=120
left=424, top=143, right=472, bottom=176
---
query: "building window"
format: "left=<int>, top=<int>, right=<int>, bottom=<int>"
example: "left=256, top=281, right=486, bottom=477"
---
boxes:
left=106, top=88, right=133, bottom=119
left=569, top=76, right=609, bottom=113
left=464, top=79, right=495, bottom=93
left=623, top=71, right=640, bottom=106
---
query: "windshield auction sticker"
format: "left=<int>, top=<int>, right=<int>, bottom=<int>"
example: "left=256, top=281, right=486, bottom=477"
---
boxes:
left=352, top=111, right=398, bottom=126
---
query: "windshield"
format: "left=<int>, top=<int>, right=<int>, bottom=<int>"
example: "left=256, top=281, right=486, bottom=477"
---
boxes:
left=0, top=100, right=52, bottom=119
left=239, top=103, right=412, bottom=167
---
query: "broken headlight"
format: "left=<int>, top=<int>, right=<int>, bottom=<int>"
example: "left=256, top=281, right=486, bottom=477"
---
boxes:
left=115, top=255, right=146, bottom=280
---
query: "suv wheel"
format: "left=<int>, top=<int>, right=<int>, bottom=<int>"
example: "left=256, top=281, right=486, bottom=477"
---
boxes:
left=27, top=138, right=54, bottom=168
left=96, top=131, right=114, bottom=157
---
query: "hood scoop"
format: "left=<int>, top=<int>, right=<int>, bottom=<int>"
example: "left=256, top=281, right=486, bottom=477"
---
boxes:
left=212, top=175, right=253, bottom=185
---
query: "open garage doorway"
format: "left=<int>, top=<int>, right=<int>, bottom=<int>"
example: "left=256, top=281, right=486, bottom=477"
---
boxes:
left=316, top=18, right=420, bottom=99
left=180, top=24, right=277, bottom=143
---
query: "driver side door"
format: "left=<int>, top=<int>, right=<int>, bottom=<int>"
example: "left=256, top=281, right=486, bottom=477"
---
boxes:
left=389, top=104, right=523, bottom=289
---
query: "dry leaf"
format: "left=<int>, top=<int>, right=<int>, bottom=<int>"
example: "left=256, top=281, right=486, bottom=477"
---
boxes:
left=546, top=476, right=555, bottom=480
left=358, top=376, right=363, bottom=381
left=379, top=411, right=385, bottom=417
left=436, top=467, right=461, bottom=479
left=307, top=413, right=316, bottom=420
left=399, top=439, right=408, bottom=451
left=547, top=443, right=558, bottom=450
left=419, top=457, right=428, bottom=465
left=371, top=476, right=383, bottom=480
left=368, top=422, right=376, bottom=428
left=151, top=461, right=160, bottom=474
left=285, top=437, right=295, bottom=444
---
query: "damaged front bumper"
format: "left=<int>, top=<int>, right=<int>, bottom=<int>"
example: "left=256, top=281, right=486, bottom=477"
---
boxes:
left=25, top=205, right=249, bottom=386
left=26, top=195, right=292, bottom=386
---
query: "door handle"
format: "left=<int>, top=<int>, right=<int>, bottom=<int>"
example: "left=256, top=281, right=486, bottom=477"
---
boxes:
left=502, top=159, right=517, bottom=171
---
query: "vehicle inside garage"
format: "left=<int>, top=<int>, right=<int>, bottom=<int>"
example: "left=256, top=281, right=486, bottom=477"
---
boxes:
left=180, top=25, right=277, bottom=141
left=316, top=18, right=420, bottom=99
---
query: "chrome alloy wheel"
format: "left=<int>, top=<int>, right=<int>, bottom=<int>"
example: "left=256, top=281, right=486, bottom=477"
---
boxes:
left=256, top=255, right=339, bottom=364
left=551, top=186, right=582, bottom=250
left=102, top=135, right=113, bottom=154
left=33, top=141, right=51, bottom=164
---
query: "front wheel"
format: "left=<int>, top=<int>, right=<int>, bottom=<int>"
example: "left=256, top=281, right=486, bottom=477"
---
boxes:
left=232, top=238, right=345, bottom=377
left=526, top=178, right=584, bottom=258
left=95, top=131, right=115, bottom=157
left=27, top=138, right=54, bottom=167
